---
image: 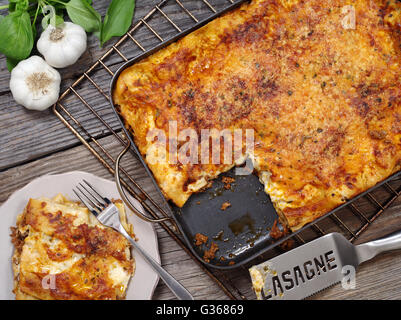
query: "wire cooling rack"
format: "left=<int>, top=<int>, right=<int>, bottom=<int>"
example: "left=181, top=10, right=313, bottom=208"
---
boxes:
left=53, top=0, right=401, bottom=299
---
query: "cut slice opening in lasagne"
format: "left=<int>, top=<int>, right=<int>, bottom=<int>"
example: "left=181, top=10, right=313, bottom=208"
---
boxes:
left=113, top=0, right=401, bottom=231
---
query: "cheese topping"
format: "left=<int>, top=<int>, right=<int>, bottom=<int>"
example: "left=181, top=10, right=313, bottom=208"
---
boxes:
left=11, top=195, right=135, bottom=300
left=114, top=0, right=401, bottom=231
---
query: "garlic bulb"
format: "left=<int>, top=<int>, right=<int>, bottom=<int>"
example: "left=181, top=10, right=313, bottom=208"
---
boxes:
left=37, top=22, right=87, bottom=68
left=10, top=56, right=61, bottom=111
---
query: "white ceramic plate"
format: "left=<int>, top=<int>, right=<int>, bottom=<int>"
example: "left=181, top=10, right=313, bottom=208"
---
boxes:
left=0, top=171, right=160, bottom=300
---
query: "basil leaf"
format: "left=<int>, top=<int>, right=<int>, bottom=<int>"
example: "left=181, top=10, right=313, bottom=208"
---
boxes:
left=15, top=0, right=29, bottom=12
left=66, top=0, right=101, bottom=33
left=0, top=11, right=33, bottom=61
left=6, top=56, right=19, bottom=72
left=100, top=0, right=135, bottom=46
left=8, top=2, right=16, bottom=12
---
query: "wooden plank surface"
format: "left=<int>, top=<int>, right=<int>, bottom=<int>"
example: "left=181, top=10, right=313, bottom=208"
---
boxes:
left=1, top=134, right=401, bottom=300
left=1, top=0, right=401, bottom=300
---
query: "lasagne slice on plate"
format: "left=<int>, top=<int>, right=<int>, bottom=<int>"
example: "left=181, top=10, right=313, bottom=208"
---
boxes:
left=11, top=194, right=135, bottom=300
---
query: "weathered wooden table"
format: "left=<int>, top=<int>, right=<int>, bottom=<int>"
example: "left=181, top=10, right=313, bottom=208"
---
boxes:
left=1, top=0, right=401, bottom=300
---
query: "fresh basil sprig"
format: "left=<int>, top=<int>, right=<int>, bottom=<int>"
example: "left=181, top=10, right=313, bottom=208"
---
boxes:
left=0, top=11, right=33, bottom=61
left=65, top=0, right=101, bottom=33
left=0, top=0, right=136, bottom=71
left=101, top=0, right=135, bottom=46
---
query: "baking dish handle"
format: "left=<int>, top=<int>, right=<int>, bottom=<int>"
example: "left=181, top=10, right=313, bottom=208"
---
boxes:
left=115, top=138, right=172, bottom=224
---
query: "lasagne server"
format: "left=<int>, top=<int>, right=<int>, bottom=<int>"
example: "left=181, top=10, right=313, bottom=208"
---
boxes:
left=249, top=230, right=401, bottom=300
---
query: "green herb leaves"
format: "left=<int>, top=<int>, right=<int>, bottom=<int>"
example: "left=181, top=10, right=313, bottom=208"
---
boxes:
left=65, top=0, right=136, bottom=45
left=65, top=0, right=101, bottom=33
left=0, top=11, right=33, bottom=61
left=0, top=0, right=136, bottom=72
left=100, top=0, right=135, bottom=45
left=65, top=0, right=137, bottom=44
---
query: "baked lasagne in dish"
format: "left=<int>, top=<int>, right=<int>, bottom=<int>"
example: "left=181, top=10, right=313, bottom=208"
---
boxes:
left=113, top=0, right=401, bottom=231
left=11, top=194, right=134, bottom=300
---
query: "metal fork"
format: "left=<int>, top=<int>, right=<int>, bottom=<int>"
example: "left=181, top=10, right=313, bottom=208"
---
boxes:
left=73, top=180, right=194, bottom=300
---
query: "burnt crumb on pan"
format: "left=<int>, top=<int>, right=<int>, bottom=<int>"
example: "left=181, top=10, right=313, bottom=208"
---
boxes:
left=203, top=242, right=219, bottom=263
left=223, top=184, right=232, bottom=190
left=269, top=219, right=282, bottom=239
left=220, top=201, right=231, bottom=211
left=221, top=176, right=235, bottom=190
left=269, top=219, right=290, bottom=240
left=221, top=176, right=235, bottom=184
left=194, top=233, right=208, bottom=246
left=269, top=219, right=294, bottom=250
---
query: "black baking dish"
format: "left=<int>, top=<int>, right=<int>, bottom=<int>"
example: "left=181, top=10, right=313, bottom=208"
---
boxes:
left=108, top=0, right=401, bottom=269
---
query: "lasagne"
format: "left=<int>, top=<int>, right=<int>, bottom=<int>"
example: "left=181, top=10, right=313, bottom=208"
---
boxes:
left=11, top=194, right=135, bottom=300
left=113, top=0, right=401, bottom=231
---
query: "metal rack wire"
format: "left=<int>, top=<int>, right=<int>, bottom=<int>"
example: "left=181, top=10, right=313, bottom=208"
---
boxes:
left=53, top=0, right=401, bottom=300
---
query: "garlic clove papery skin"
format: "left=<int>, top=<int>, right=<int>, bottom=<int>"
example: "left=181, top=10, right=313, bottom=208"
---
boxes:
left=10, top=56, right=61, bottom=111
left=37, top=22, right=87, bottom=69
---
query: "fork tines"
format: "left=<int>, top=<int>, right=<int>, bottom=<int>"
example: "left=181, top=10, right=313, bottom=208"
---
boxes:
left=73, top=180, right=111, bottom=216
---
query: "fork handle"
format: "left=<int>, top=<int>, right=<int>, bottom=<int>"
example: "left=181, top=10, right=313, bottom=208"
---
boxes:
left=118, top=225, right=194, bottom=300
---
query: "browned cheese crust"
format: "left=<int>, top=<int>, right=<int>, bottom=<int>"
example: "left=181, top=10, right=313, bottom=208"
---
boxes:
left=11, top=196, right=134, bottom=300
left=114, top=0, right=401, bottom=231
